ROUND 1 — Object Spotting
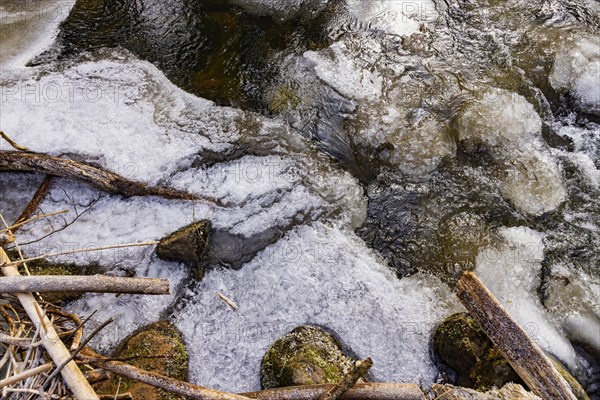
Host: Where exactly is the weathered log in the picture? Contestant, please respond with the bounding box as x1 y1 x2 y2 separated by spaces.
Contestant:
0 151 221 204
0 247 100 400
242 383 425 400
0 275 170 294
0 363 53 388
319 358 373 400
80 349 251 400
456 271 577 400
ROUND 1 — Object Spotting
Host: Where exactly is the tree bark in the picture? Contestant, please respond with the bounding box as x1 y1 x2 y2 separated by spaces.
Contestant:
0 247 100 400
0 275 170 294
242 383 425 400
0 151 221 204
456 271 577 400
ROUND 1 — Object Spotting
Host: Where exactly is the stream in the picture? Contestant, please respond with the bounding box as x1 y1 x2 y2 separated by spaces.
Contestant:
0 0 599 396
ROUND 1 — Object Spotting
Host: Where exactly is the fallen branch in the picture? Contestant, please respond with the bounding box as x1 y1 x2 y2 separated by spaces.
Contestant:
0 275 170 295
242 383 425 400
0 151 222 205
80 350 251 400
0 247 99 400
456 271 577 400
12 175 54 231
0 363 53 388
319 358 372 400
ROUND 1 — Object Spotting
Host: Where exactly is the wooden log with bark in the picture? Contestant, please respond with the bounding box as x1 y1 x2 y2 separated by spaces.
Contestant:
0 275 170 294
0 151 222 205
456 271 577 400
242 383 425 400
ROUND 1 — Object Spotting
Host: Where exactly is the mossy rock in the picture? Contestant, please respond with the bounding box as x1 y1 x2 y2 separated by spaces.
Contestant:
156 221 211 280
260 325 356 389
94 321 188 400
6 249 100 304
434 313 522 390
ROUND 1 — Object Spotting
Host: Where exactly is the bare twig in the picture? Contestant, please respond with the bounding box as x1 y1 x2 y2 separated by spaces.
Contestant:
319 358 373 400
217 292 239 311
0 363 52 388
43 318 114 389
2 241 159 268
1 210 69 234
0 131 30 152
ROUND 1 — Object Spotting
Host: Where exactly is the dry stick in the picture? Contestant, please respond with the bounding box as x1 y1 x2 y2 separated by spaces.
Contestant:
0 248 100 400
12 175 54 231
0 131 30 152
79 349 251 400
0 275 171 295
456 271 577 400
0 332 37 348
42 318 114 391
0 363 53 388
242 383 426 400
1 210 69 234
0 151 223 205
46 308 84 351
3 241 159 268
84 369 111 385
319 358 373 400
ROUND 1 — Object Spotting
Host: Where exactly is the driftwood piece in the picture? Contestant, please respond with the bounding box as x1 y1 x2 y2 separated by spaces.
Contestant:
0 363 53 388
456 271 577 400
0 247 100 400
0 275 170 294
319 358 372 400
85 369 111 385
0 151 221 204
242 383 425 400
80 348 251 400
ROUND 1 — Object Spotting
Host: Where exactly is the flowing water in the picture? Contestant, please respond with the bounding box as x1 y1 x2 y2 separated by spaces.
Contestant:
0 0 599 395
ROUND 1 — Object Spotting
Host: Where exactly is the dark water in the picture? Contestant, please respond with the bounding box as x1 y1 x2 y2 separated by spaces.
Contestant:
34 0 336 109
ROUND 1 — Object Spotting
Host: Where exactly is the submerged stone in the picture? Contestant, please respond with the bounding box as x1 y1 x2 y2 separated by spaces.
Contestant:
260 325 356 389
156 221 210 279
94 321 188 400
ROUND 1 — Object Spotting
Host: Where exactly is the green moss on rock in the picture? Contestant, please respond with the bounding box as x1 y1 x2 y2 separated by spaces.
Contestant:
260 325 355 389
94 321 188 400
156 221 211 280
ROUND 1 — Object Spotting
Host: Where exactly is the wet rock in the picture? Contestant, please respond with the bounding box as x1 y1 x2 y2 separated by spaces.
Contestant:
156 221 210 279
95 321 188 400
433 313 522 390
431 383 541 399
260 325 356 389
